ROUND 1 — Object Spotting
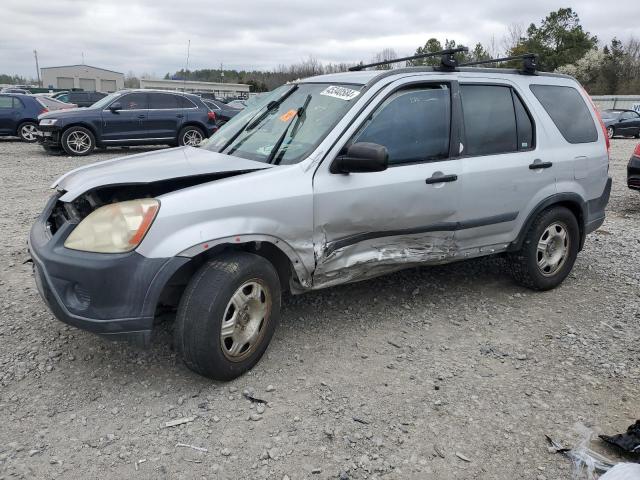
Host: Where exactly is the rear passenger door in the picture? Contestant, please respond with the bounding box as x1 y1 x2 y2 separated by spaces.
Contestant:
618 111 640 136
455 83 554 251
0 96 17 134
146 93 184 140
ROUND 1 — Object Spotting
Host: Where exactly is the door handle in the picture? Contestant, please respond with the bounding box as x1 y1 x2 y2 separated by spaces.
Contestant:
137 114 146 119
176 114 184 118
425 174 458 184
529 160 553 170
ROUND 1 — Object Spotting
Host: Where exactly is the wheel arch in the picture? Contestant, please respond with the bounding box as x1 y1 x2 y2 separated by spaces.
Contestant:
509 194 587 252
62 122 99 139
15 118 39 135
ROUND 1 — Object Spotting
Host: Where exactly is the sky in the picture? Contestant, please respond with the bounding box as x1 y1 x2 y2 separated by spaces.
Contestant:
1 0 639 79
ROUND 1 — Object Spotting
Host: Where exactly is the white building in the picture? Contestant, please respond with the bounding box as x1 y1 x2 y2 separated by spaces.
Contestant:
139 78 250 99
40 65 124 92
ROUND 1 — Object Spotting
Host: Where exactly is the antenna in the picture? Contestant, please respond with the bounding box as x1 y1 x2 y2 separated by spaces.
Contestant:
349 47 469 71
183 39 191 92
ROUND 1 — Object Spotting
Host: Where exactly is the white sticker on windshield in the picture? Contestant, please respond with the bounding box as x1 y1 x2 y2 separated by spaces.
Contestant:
320 86 360 101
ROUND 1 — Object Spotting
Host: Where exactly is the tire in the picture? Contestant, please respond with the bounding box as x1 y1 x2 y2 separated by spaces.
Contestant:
175 252 281 380
61 126 95 156
507 206 580 291
18 122 38 142
634 131 640 139
178 125 205 147
607 126 614 139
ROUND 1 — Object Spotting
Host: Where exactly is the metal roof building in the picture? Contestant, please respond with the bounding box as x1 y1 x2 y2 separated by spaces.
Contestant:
40 65 124 92
139 78 250 99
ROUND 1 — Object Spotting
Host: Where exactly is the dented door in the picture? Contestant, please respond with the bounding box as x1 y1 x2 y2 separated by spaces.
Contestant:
311 82 461 288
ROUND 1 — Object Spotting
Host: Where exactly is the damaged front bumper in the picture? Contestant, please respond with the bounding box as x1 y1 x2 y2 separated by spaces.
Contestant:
28 194 188 343
35 125 62 148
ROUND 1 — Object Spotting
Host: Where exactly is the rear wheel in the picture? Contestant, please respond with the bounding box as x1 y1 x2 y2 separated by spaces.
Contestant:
507 206 580 290
175 252 281 380
607 126 614 139
61 126 95 156
18 122 38 142
178 126 205 147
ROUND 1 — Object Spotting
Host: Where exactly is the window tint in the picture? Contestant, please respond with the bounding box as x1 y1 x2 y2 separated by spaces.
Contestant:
148 93 180 109
57 94 69 103
118 93 148 110
620 111 639 120
460 85 517 156
530 85 597 143
13 97 24 109
0 97 12 109
513 92 534 150
352 85 450 165
178 96 196 108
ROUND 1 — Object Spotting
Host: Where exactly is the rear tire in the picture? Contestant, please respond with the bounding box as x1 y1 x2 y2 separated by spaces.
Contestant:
175 252 281 381
507 206 580 291
178 125 205 147
607 126 614 139
61 126 95 156
18 122 38 142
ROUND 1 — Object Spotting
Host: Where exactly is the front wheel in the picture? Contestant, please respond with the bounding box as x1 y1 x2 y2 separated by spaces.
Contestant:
175 252 281 380
61 126 95 156
507 206 580 291
607 126 614 139
178 126 205 147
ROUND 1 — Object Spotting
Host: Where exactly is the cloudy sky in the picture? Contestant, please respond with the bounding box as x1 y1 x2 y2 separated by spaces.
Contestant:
1 0 639 79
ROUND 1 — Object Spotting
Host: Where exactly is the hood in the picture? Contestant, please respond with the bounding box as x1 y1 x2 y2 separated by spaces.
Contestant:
602 117 618 126
54 146 274 202
40 107 95 119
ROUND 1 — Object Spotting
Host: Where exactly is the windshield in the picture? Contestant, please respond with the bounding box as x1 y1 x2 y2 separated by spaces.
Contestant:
601 110 620 119
204 83 363 165
90 92 120 109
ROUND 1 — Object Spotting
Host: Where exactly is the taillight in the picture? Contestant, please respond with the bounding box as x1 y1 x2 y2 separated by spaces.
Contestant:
40 108 49 115
634 143 640 157
581 87 609 153
207 111 216 122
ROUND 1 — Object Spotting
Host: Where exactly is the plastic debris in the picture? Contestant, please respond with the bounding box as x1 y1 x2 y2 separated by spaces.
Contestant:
600 421 640 454
599 463 640 479
546 433 616 479
164 416 196 428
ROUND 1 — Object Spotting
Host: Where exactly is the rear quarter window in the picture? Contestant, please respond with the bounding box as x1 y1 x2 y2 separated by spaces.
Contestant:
529 84 598 143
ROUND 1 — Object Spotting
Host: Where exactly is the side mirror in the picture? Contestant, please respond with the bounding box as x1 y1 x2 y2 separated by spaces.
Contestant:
109 102 122 112
331 142 389 174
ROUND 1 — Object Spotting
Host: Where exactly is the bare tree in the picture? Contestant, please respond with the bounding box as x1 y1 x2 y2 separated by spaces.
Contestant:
371 48 399 69
502 23 524 55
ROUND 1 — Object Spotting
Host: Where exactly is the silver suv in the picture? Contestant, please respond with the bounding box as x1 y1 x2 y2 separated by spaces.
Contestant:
29 63 612 380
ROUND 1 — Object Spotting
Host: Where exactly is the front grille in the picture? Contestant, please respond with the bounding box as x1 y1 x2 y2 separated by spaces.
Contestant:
47 200 70 236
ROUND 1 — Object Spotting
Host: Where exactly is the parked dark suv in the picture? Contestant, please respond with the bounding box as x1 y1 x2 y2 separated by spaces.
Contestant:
51 91 107 107
37 90 217 155
0 93 47 142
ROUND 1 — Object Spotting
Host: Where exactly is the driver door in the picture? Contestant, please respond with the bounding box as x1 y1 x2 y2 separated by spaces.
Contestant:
101 92 149 141
312 80 462 287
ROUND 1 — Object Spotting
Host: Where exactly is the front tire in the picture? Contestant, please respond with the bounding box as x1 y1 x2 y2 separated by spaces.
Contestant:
508 206 580 291
18 122 39 142
175 252 281 381
178 126 205 147
61 126 95 156
607 126 614 139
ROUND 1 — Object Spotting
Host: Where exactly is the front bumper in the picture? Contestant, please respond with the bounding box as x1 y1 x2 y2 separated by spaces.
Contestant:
628 155 640 191
28 194 188 341
35 125 62 147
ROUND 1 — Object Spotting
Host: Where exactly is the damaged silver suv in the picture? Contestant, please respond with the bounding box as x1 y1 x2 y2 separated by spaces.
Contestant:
29 55 612 380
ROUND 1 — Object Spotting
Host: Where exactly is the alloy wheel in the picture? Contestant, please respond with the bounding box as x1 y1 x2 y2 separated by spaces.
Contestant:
220 280 271 362
607 127 614 139
183 129 203 146
66 131 92 154
536 222 570 276
20 124 38 141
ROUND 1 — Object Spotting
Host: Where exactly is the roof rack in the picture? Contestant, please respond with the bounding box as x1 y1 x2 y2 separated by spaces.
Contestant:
460 53 538 74
349 47 469 72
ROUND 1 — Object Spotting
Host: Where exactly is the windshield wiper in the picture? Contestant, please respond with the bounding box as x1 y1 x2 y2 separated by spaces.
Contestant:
219 84 299 154
266 94 312 165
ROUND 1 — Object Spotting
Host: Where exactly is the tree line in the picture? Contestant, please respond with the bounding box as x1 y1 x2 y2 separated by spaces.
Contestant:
2 8 638 95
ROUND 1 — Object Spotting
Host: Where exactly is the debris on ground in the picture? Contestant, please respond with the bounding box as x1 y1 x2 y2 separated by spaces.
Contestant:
164 416 196 428
599 463 640 479
176 443 208 453
600 421 640 454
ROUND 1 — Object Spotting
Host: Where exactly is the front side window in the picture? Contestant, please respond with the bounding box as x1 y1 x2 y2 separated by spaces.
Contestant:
118 93 148 110
350 85 450 165
205 83 362 165
530 84 597 143
148 93 180 109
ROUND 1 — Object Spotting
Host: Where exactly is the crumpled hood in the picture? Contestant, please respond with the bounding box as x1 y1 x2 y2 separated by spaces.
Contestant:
54 146 274 202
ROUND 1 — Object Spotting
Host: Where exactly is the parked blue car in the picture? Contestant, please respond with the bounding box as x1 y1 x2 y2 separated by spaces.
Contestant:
37 89 218 156
0 93 47 142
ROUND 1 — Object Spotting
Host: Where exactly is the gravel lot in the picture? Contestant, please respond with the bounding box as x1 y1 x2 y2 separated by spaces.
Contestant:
0 138 638 480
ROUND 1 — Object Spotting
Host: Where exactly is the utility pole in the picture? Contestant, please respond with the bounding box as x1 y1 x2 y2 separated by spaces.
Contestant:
220 62 224 83
33 50 41 87
183 39 191 92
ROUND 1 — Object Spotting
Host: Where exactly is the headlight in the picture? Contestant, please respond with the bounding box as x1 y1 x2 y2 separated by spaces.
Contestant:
39 118 58 126
64 199 160 253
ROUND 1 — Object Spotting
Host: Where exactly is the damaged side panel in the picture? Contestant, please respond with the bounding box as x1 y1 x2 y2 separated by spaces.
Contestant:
312 232 457 288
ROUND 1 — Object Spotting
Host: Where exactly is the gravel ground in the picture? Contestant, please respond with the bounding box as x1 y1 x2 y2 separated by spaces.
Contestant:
0 138 638 480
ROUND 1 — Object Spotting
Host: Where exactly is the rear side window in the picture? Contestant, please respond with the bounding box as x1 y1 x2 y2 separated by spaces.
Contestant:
0 97 12 108
178 96 197 108
530 85 597 143
148 93 180 109
353 84 451 165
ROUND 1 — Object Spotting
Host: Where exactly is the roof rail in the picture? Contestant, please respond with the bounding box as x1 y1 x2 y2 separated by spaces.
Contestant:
460 53 538 74
349 47 469 72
